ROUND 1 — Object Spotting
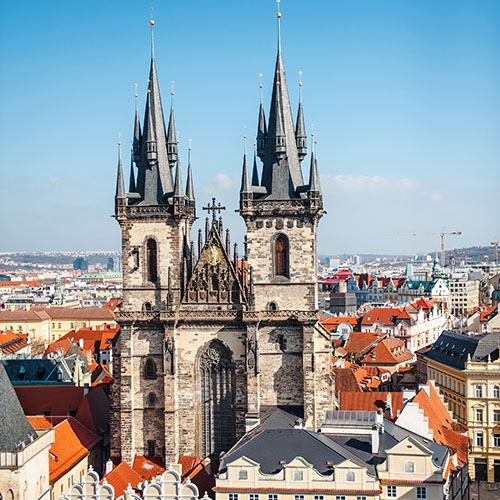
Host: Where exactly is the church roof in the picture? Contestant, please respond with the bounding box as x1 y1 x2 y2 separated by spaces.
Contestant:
0 362 38 452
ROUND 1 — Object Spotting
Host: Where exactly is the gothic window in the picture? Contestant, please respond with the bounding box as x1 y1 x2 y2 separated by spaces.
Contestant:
147 440 155 457
146 238 158 283
146 392 157 406
143 302 152 311
199 340 234 458
274 234 289 278
144 358 157 379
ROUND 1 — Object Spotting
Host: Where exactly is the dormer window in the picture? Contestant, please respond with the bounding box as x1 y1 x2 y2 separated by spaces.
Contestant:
404 461 415 473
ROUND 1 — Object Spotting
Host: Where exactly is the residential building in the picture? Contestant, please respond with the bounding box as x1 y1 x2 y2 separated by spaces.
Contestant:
418 330 500 482
448 277 480 317
0 363 54 500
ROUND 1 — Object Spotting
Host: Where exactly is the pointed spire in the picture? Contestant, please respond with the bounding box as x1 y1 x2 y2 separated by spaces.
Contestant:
167 81 178 166
115 141 125 199
308 134 321 193
173 153 184 198
251 143 260 186
133 83 141 162
144 89 157 164
128 148 136 192
295 71 307 161
256 75 267 160
240 135 251 193
186 140 195 201
259 2 305 198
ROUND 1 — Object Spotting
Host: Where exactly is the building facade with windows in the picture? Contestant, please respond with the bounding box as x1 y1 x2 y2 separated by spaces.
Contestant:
111 8 333 465
418 330 500 482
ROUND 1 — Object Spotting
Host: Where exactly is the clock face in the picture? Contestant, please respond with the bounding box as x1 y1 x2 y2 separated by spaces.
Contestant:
206 245 222 266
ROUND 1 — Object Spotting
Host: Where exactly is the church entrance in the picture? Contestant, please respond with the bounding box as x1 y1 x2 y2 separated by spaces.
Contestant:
199 340 235 459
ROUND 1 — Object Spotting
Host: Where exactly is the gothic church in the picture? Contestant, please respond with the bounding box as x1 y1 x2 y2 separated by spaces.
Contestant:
111 8 333 465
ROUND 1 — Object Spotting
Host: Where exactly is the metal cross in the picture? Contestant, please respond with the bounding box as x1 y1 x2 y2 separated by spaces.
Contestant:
202 198 226 223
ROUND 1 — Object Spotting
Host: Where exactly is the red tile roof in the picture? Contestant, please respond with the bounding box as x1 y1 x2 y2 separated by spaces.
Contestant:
360 337 413 365
0 308 51 321
15 386 84 416
132 455 166 480
48 417 101 483
31 306 115 321
332 367 363 396
339 392 404 420
344 332 382 355
104 461 143 497
0 330 29 354
362 307 412 326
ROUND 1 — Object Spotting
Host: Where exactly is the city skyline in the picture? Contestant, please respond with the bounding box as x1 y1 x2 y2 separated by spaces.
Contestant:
1 0 499 255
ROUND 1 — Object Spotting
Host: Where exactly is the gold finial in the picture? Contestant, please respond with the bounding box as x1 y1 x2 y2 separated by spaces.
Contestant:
188 138 192 151
150 7 154 26
259 73 263 89
276 0 281 18
134 83 138 99
171 80 175 96
298 70 303 87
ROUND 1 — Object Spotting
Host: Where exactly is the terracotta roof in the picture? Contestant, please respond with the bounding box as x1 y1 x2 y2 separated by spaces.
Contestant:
0 281 42 288
344 332 382 355
332 367 363 396
320 316 359 333
360 336 413 365
0 308 51 321
362 307 412 326
31 306 115 321
132 455 166 480
411 382 468 465
15 386 84 416
104 461 143 496
103 298 123 311
180 456 215 499
339 392 404 420
44 338 74 357
49 417 101 483
0 330 29 354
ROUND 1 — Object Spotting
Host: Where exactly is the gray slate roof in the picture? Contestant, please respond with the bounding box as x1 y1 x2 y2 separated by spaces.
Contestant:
0 362 37 451
422 330 500 370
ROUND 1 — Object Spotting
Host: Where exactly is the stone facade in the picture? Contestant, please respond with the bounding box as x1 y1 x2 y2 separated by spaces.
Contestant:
111 14 333 466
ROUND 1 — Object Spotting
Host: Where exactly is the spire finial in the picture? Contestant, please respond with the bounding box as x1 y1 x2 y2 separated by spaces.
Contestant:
134 83 138 109
170 80 175 107
276 0 282 52
150 7 155 59
298 70 303 103
259 73 263 104
243 126 247 155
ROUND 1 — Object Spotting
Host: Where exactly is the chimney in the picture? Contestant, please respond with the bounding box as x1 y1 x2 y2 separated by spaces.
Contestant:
371 425 380 455
105 459 114 475
79 338 84 349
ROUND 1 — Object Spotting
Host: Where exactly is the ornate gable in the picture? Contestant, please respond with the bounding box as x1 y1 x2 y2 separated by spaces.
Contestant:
183 215 247 307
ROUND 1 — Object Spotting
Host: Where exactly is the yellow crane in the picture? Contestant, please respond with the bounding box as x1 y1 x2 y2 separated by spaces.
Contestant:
391 227 462 266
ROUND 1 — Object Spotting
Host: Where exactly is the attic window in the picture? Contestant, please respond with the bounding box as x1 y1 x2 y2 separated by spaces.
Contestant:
238 469 248 480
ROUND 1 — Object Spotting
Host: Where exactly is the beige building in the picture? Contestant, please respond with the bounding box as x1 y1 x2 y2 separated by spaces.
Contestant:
216 409 452 500
0 363 54 500
448 278 480 317
419 330 500 482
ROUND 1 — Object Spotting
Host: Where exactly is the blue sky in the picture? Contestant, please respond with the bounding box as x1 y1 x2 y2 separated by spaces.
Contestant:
1 0 499 256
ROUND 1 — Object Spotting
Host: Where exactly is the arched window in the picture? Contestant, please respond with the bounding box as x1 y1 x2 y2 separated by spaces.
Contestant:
146 238 158 283
274 235 288 277
493 386 500 398
144 358 157 379
146 392 157 406
404 461 415 473
143 302 152 311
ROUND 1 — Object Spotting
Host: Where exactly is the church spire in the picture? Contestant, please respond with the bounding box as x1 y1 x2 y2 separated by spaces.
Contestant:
186 141 195 202
167 82 178 166
240 136 251 193
308 134 321 194
258 2 305 199
251 143 260 186
128 148 136 192
135 17 174 204
295 72 307 161
115 141 125 199
256 77 267 160
133 84 141 162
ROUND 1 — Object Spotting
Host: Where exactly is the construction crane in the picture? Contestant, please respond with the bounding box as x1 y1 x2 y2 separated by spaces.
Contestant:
492 240 500 265
390 227 462 266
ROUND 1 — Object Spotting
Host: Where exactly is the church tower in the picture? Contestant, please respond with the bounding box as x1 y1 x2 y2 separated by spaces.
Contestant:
111 9 332 467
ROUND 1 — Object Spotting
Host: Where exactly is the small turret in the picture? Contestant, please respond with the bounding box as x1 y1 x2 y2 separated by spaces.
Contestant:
256 80 267 160
308 134 321 195
167 84 178 166
132 85 141 162
128 149 136 193
251 144 260 187
240 137 251 194
295 72 307 161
